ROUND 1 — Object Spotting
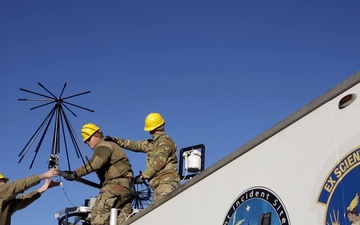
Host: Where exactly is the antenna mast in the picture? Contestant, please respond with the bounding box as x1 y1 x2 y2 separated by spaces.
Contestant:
18 82 94 171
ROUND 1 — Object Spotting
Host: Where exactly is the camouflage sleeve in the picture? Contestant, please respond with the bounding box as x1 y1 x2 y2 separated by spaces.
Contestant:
75 146 112 177
10 190 41 213
1 175 41 201
114 137 150 153
142 139 172 179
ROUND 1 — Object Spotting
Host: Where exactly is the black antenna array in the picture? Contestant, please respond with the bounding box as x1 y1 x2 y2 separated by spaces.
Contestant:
18 83 94 171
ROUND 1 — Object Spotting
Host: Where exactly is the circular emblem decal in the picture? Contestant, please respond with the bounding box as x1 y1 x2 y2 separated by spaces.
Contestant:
223 186 290 225
317 146 360 225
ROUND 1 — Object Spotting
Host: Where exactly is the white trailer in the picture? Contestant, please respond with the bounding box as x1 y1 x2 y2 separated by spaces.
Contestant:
56 71 360 225
120 71 360 225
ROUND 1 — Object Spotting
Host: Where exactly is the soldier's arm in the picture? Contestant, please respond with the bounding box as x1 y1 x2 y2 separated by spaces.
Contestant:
113 138 150 153
142 140 172 179
1 175 41 200
10 190 41 213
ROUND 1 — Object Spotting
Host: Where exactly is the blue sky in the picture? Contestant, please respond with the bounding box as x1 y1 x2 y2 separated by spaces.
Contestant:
0 1 359 224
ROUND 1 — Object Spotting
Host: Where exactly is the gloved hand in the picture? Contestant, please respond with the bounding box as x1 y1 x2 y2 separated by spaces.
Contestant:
104 135 117 143
59 171 77 181
134 175 145 184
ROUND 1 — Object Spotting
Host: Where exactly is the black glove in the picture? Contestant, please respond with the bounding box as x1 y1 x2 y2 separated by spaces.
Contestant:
134 175 145 184
59 171 77 181
104 135 117 143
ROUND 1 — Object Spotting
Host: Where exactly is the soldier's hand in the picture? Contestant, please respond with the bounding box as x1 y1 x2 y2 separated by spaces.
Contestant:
104 135 117 143
134 175 145 184
59 171 77 181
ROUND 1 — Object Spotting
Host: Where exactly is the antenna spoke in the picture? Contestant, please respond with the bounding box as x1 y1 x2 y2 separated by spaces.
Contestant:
59 83 67 99
28 112 55 169
18 107 55 158
51 104 61 155
63 101 95 113
38 82 57 99
62 91 91 101
18 98 53 101
62 110 92 169
29 151 39 169
61 107 91 161
61 102 78 117
60 114 72 170
29 100 57 111
19 88 54 99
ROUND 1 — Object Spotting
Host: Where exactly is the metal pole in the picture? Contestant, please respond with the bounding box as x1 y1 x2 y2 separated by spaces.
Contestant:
110 208 118 225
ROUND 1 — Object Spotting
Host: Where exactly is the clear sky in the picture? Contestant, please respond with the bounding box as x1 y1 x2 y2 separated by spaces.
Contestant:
1 1 359 224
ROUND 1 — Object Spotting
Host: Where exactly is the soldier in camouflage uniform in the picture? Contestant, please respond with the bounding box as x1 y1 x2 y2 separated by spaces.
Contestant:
106 112 180 202
0 169 60 225
61 123 134 225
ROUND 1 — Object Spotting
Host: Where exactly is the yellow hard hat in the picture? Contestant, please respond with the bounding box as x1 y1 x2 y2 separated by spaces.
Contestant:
144 113 165 131
0 172 9 181
81 123 100 142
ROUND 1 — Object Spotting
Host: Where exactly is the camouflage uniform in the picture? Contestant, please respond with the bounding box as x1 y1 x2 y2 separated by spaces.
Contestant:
0 175 42 225
74 140 133 225
113 131 180 202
